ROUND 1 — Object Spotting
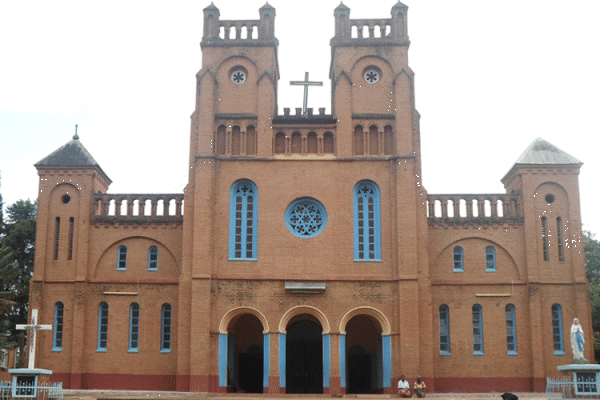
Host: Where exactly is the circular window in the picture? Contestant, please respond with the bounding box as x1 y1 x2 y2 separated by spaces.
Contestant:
61 194 71 204
545 194 555 204
363 67 380 84
285 198 327 238
230 68 247 84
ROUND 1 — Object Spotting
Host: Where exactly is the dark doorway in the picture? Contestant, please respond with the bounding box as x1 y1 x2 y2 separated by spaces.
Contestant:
345 315 382 394
286 317 323 394
228 314 263 393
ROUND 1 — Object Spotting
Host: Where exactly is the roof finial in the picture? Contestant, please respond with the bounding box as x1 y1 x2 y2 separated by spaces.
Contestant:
73 124 79 140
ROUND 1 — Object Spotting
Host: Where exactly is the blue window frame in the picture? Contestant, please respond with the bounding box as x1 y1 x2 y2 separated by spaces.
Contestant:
129 303 140 352
506 304 517 355
148 246 158 271
354 181 381 261
485 246 496 272
453 246 464 272
285 198 327 238
552 303 565 355
161 303 172 353
117 245 127 270
229 180 258 260
472 304 484 355
52 302 64 351
439 304 451 355
97 302 108 352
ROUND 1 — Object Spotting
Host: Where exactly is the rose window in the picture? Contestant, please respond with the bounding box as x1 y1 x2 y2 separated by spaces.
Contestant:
285 198 327 238
363 69 380 84
231 70 246 84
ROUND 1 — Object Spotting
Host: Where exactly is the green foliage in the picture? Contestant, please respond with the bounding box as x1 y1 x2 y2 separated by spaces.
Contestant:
0 199 36 346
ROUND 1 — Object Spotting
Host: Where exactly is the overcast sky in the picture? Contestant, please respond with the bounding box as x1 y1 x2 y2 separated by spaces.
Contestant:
1 0 599 236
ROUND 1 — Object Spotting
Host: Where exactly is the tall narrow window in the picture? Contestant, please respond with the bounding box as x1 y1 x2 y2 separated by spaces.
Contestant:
354 181 382 261
439 304 451 355
383 125 394 155
148 246 158 271
97 302 108 352
542 216 549 261
117 245 127 270
231 125 241 155
506 304 517 355
67 217 74 260
368 125 379 155
453 246 464 272
129 303 139 352
323 132 334 153
485 246 496 272
354 125 364 155
215 124 226 155
472 304 484 355
552 303 565 355
53 217 60 260
229 180 258 260
52 302 64 351
246 125 256 155
274 132 286 154
557 217 564 261
161 303 172 353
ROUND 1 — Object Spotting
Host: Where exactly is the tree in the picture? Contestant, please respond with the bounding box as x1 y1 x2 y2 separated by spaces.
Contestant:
0 200 36 346
584 231 600 361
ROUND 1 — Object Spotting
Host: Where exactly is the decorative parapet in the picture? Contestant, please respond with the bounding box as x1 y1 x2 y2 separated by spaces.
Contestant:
332 2 409 46
92 193 184 224
202 3 276 46
427 194 522 224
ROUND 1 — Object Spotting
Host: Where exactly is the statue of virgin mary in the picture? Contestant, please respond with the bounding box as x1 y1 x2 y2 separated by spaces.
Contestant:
570 318 586 362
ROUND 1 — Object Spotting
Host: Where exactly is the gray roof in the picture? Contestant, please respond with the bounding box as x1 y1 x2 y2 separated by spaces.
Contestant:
35 135 111 182
514 137 582 166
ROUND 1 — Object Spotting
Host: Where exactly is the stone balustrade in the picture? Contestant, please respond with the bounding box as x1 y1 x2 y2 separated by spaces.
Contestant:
350 19 392 39
93 193 184 224
427 194 522 224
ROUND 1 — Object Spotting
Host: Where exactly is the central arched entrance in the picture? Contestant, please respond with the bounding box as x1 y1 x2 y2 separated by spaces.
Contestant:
346 314 383 394
227 314 263 393
286 314 323 394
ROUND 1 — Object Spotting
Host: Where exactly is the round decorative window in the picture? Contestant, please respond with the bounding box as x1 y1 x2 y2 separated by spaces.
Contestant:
61 194 71 204
363 67 380 84
285 198 327 238
230 69 247 84
545 194 555 204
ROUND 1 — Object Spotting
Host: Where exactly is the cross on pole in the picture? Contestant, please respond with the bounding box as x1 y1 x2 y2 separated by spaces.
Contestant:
16 309 52 369
290 72 323 117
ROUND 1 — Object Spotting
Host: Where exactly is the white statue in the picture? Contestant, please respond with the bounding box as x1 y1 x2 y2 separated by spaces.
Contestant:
570 318 586 362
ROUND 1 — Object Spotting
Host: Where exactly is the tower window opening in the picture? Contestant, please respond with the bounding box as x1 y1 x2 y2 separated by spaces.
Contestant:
68 217 74 260
557 217 564 261
53 217 60 260
542 216 549 261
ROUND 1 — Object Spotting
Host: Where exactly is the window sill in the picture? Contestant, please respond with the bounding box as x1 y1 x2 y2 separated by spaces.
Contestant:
554 350 566 356
353 259 382 262
453 270 464 273
128 349 139 353
51 348 62 352
473 351 484 356
440 351 451 356
96 348 107 353
507 351 518 356
485 270 497 273
160 349 171 354
228 258 257 262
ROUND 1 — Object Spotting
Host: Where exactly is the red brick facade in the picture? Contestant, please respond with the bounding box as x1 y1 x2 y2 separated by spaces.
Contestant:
29 2 591 394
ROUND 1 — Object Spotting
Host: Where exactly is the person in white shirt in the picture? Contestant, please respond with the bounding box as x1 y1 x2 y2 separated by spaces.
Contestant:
397 375 410 397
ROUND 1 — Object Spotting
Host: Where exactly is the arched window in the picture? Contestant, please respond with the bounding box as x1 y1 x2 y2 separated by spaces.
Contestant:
229 180 258 260
557 217 564 261
472 304 483 355
383 125 394 155
161 303 172 353
215 124 226 155
542 216 549 261
246 125 256 155
97 302 108 352
354 181 381 261
505 304 517 355
368 125 379 155
129 303 140 352
439 304 451 355
52 302 64 351
354 125 364 155
323 132 334 153
485 246 496 272
148 245 159 271
231 125 241 155
291 132 302 154
552 303 565 355
117 245 127 270
307 132 318 154
53 217 60 260
453 246 464 272
274 132 286 154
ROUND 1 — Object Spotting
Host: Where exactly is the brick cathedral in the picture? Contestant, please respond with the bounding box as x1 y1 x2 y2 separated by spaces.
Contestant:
29 2 591 394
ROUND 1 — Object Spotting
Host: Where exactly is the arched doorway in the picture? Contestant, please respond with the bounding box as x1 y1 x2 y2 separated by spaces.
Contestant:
286 314 323 394
227 314 263 393
345 314 383 394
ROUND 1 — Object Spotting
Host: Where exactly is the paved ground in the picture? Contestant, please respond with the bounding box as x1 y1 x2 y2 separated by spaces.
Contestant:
62 390 551 400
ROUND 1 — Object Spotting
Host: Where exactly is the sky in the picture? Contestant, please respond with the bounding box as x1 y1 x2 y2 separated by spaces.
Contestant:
1 0 599 235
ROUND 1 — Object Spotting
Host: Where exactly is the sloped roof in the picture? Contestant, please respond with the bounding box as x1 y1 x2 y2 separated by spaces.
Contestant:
35 135 111 182
514 137 582 165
